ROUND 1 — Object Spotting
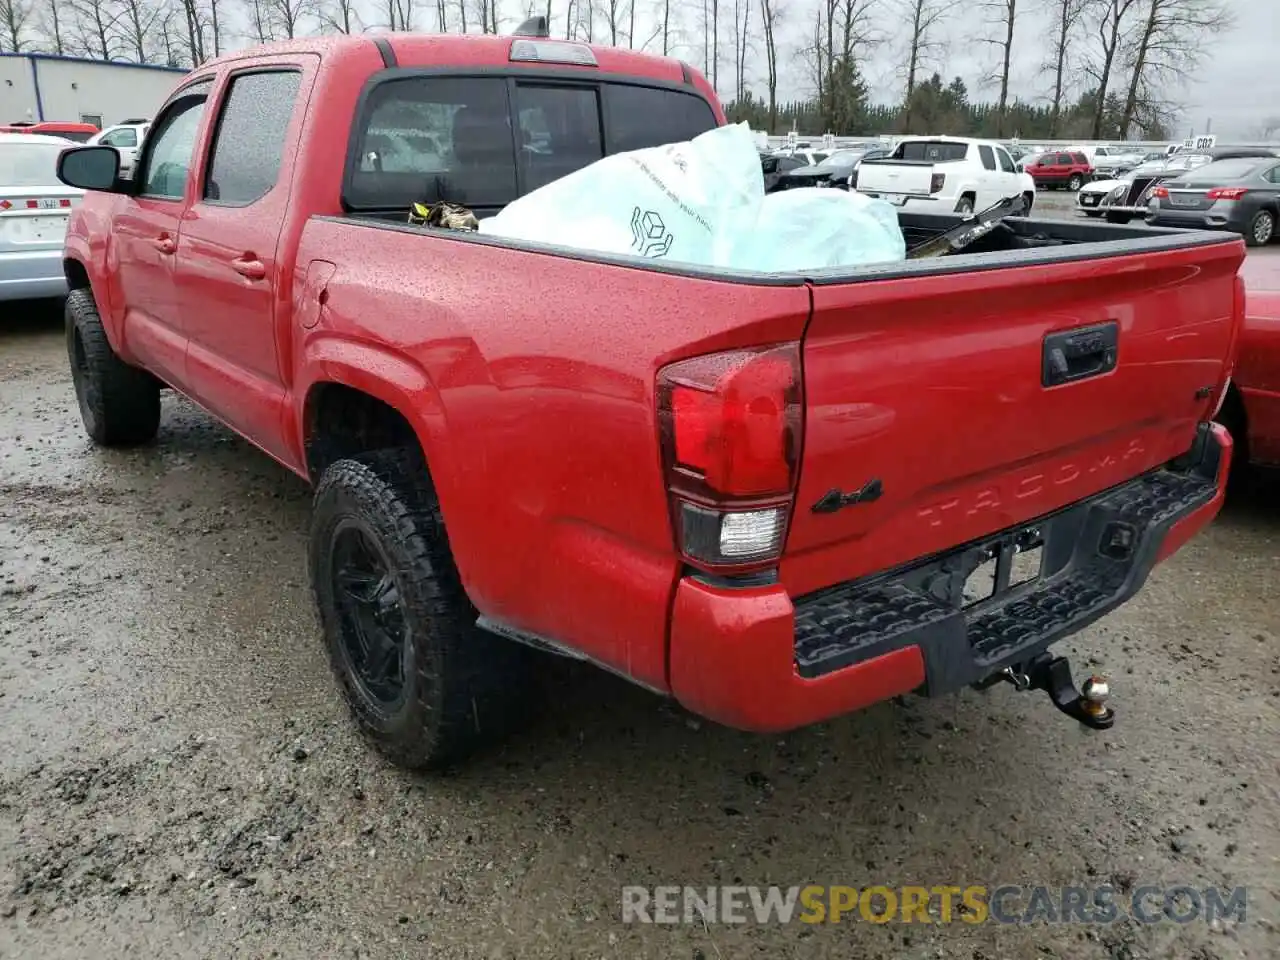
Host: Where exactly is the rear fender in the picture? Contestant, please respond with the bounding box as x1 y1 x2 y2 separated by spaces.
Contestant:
296 335 466 558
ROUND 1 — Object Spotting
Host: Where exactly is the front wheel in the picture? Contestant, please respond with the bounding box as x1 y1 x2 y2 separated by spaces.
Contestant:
310 449 531 770
1067 174 1084 192
1246 209 1276 247
65 288 161 446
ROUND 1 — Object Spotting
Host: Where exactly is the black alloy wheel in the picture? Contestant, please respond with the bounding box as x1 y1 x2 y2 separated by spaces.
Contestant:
328 518 411 713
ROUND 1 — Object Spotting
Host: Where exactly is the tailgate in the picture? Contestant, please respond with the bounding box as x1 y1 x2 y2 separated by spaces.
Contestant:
782 240 1242 597
855 162 935 196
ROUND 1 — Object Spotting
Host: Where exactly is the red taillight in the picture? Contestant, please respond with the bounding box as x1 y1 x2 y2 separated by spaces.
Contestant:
1151 186 1169 199
657 344 803 570
930 172 946 194
1206 187 1248 200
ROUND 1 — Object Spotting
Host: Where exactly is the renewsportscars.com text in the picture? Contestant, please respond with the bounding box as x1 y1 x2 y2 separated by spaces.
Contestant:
621 884 1248 926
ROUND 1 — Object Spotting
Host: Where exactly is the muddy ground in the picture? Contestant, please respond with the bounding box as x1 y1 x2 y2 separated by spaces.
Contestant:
2 234 1279 959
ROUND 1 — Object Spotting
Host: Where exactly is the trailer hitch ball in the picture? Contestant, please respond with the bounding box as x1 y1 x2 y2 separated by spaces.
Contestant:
1020 654 1116 730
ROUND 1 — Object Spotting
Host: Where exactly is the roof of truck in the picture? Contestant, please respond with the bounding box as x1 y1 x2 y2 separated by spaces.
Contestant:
195 32 699 89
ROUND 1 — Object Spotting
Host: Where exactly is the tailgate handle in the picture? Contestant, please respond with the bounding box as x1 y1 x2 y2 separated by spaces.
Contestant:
1042 322 1118 387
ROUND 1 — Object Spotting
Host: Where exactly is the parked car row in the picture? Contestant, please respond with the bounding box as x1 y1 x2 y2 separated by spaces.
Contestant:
1076 146 1280 246
761 136 1035 214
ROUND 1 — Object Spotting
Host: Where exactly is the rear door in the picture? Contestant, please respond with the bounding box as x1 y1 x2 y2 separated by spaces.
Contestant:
994 145 1022 200
782 240 1243 598
174 60 312 464
108 78 214 387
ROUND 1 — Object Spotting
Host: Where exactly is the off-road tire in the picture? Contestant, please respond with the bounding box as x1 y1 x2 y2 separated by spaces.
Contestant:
310 449 530 770
1067 174 1084 191
65 287 161 446
1245 209 1275 247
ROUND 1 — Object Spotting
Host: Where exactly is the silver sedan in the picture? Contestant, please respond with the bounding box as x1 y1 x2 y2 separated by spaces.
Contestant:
0 133 83 302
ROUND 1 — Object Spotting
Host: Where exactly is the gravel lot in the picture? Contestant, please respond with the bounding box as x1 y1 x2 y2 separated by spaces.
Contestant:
2 208 1278 960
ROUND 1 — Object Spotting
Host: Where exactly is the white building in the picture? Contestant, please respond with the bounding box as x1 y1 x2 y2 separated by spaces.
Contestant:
0 53 188 129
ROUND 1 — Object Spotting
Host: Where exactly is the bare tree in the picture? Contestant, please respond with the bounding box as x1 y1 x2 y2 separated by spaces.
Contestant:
244 0 274 40
1117 0 1232 137
320 0 360 32
758 0 780 131
118 0 163 60
701 0 718 90
730 0 749 102
36 0 68 53
1040 0 1086 135
67 0 126 60
0 0 34 51
1084 0 1141 138
268 0 315 35
466 0 497 31
975 0 1018 134
602 0 626 44
895 0 957 130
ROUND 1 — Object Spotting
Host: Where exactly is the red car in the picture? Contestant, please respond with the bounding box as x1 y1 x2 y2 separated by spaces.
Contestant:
1026 151 1094 191
54 31 1237 768
1220 255 1280 467
0 121 99 142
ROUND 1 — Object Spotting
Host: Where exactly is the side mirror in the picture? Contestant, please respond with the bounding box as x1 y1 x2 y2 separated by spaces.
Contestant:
57 145 123 192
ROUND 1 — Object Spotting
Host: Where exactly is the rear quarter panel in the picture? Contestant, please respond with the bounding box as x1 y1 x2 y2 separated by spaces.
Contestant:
1237 257 1280 463
293 219 812 689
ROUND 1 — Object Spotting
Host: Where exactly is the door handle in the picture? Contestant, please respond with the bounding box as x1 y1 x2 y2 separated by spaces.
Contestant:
1042 322 1119 387
230 256 266 281
151 235 176 255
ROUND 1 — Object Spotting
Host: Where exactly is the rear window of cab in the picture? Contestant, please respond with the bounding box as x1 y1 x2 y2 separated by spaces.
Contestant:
343 74 718 212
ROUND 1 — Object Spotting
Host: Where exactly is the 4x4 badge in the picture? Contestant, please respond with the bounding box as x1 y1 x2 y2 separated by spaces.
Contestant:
811 478 884 514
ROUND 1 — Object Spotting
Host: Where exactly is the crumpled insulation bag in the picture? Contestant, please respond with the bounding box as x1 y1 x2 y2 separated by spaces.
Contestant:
477 121 906 272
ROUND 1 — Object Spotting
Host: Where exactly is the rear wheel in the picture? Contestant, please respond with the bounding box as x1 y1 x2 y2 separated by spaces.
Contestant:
1067 174 1084 192
1245 209 1275 247
65 288 161 446
955 194 975 215
310 449 531 770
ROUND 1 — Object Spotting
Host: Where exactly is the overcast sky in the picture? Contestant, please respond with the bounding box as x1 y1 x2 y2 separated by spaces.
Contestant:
374 0 1271 138
30 0 1273 139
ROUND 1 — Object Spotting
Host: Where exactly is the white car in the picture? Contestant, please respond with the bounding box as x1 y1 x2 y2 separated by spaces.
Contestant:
1076 175 1128 217
88 120 150 176
0 134 83 301
853 136 1035 214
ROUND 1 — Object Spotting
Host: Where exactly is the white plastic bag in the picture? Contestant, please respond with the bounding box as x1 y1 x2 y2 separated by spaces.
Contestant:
729 188 906 271
477 121 906 272
480 121 763 267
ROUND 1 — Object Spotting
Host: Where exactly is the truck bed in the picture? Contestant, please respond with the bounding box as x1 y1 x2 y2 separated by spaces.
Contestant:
341 209 1232 284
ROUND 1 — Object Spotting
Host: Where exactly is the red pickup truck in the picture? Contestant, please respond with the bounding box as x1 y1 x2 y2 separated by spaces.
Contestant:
1218 253 1280 469
54 32 1240 769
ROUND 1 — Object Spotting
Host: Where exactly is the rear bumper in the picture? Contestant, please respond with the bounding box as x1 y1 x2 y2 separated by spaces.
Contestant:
0 249 67 302
1145 201 1247 232
668 423 1231 733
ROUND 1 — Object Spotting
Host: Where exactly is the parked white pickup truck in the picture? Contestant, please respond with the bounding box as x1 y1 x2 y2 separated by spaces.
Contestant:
853 136 1035 214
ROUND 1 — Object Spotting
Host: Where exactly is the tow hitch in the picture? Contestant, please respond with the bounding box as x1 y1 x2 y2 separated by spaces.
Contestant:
982 654 1115 729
